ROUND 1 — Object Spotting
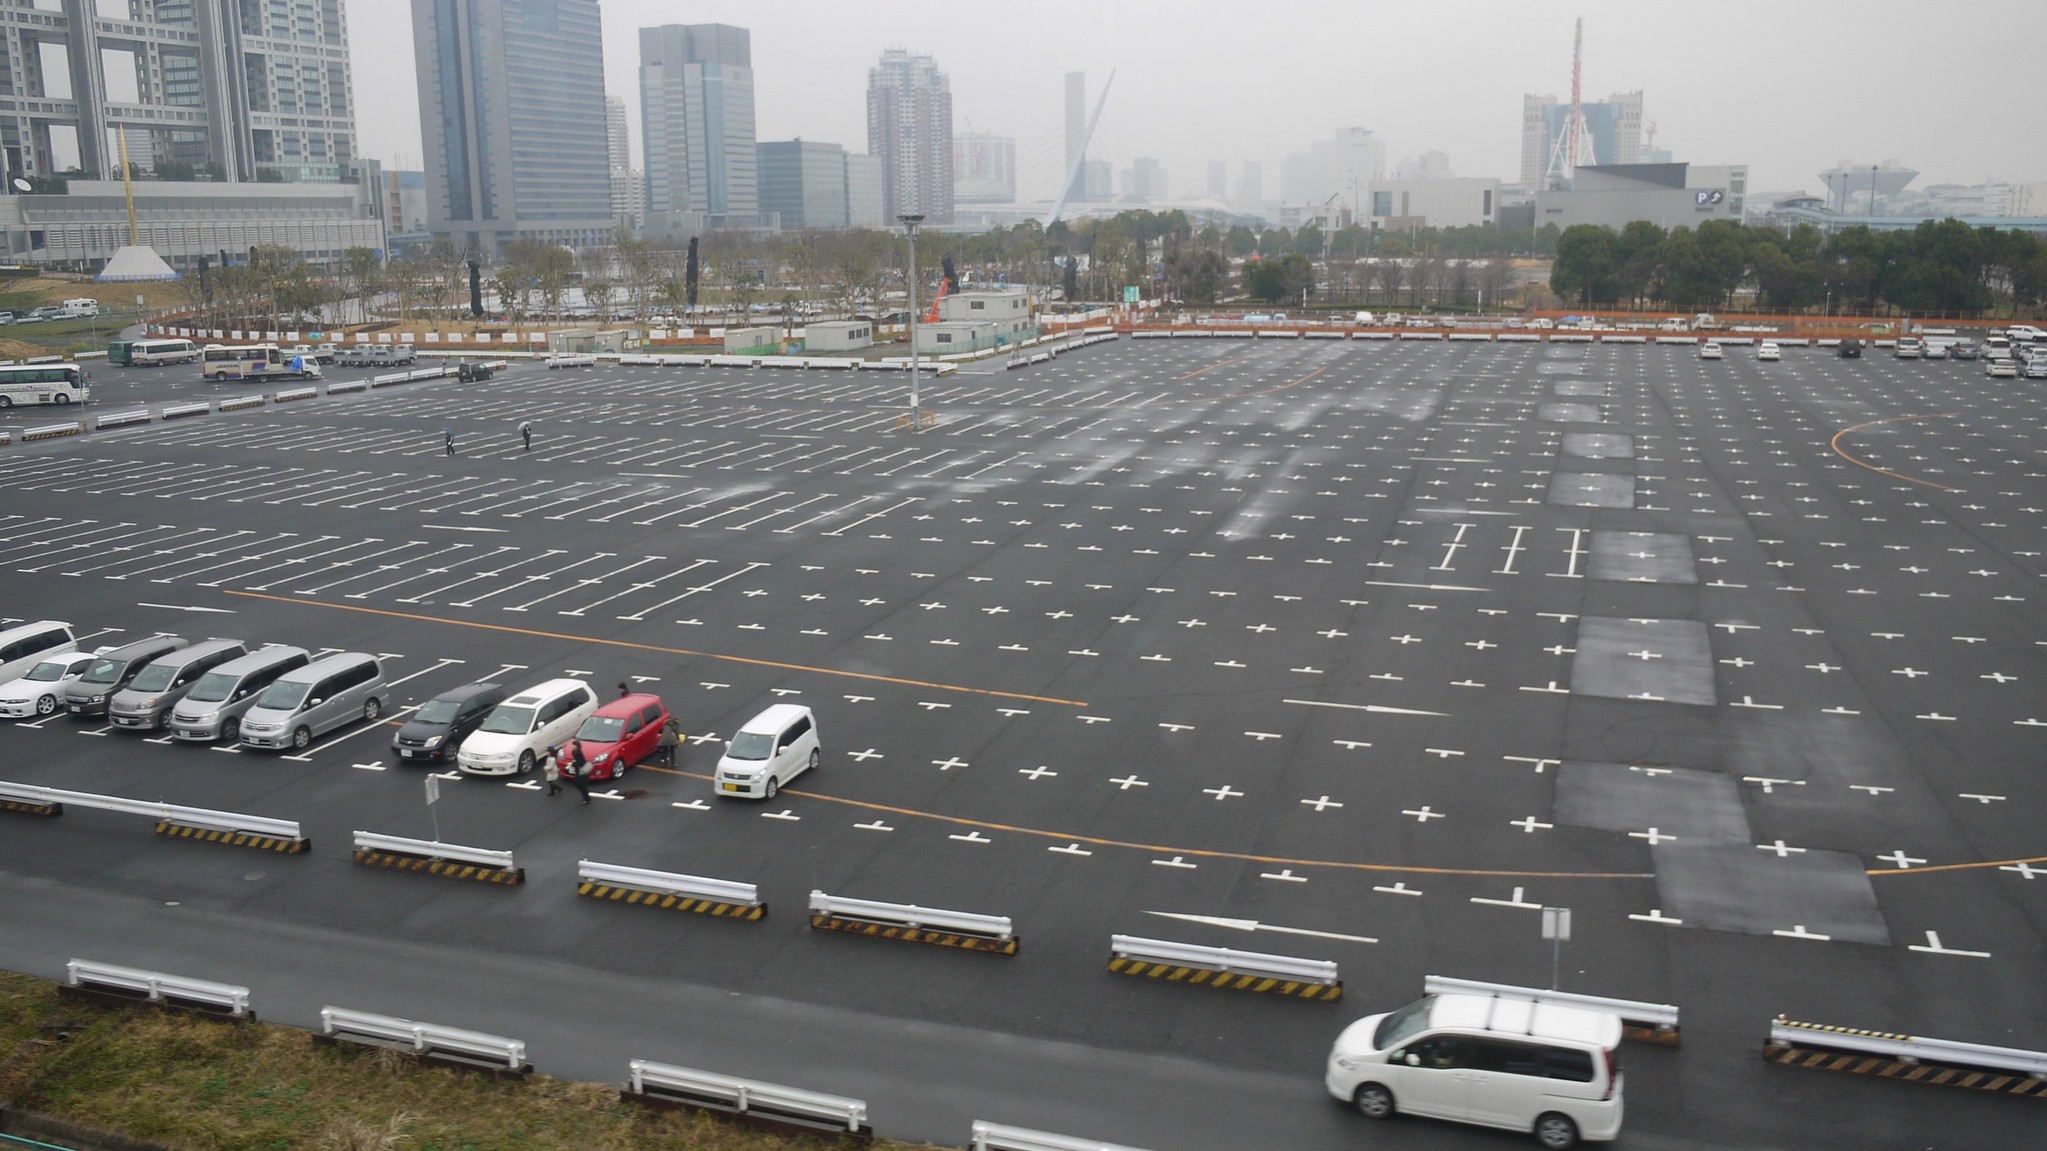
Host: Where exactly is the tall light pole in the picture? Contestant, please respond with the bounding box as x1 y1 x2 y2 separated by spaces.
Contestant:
899 213 925 431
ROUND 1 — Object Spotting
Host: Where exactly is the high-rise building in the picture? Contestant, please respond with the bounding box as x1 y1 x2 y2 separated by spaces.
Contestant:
758 140 849 229
1281 140 1336 203
604 95 641 231
953 132 1015 204
1126 157 1166 202
1237 160 1264 209
0 0 358 184
866 49 952 223
844 153 884 229
1395 151 1454 180
640 24 759 234
411 0 612 254
1207 161 1229 200
1334 127 1384 215
1080 160 1112 202
1521 91 1643 188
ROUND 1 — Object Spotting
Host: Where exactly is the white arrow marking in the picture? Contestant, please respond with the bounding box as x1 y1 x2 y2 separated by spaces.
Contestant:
136 603 237 614
1144 910 1377 944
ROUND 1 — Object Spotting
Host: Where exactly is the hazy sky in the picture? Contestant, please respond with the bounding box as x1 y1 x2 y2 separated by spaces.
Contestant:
352 0 2045 202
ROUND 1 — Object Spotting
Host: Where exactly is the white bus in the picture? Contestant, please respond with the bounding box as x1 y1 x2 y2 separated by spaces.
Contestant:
199 344 322 382
0 362 90 408
113 338 201 367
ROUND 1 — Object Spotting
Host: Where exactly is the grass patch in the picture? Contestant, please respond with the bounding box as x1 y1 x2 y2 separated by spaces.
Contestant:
0 972 911 1151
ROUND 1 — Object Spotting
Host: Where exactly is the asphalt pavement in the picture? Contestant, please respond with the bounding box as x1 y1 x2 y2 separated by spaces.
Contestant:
0 337 2041 1150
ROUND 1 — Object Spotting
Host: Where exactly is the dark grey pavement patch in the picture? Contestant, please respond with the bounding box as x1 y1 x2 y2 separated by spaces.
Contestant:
1546 472 1635 508
1538 402 1603 423
1653 844 1891 945
1571 616 1716 705
1553 760 1751 843
1589 531 1698 584
1561 431 1633 458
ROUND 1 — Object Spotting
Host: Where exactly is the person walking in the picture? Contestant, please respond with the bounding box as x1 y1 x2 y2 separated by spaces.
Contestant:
443 426 456 456
541 744 561 797
616 681 631 700
565 739 592 804
519 420 532 452
657 717 681 768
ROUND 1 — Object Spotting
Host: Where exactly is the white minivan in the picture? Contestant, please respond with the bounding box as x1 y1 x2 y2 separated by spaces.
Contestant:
457 678 598 775
1326 993 1623 1149
715 703 820 799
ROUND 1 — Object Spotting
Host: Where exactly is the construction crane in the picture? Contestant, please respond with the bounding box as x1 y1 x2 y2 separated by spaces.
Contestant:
926 256 959 324
1541 18 1589 189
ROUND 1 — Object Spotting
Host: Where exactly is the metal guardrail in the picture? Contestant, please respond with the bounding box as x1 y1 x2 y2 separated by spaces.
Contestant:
351 830 514 870
1424 975 1679 1042
809 891 1013 940
545 354 598 368
626 1059 870 1135
1111 935 1339 986
20 421 83 441
92 409 151 429
272 386 317 403
0 780 304 843
1769 1017 2047 1079
66 958 252 1018
320 1006 528 1071
326 379 368 394
160 401 210 420
578 860 762 909
971 1121 1157 1151
216 396 264 412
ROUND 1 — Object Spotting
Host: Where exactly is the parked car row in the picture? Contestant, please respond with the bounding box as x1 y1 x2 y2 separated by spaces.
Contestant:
1 619 819 799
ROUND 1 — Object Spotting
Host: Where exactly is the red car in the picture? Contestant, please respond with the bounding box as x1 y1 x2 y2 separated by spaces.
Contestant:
570 693 670 781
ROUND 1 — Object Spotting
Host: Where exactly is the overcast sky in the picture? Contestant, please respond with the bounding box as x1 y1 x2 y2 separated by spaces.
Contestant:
351 0 2045 203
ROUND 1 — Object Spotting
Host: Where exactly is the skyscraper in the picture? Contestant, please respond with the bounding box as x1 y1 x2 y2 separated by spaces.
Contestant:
1334 127 1385 216
953 131 1015 204
411 0 612 254
867 50 952 224
604 95 641 230
639 23 758 233
1237 160 1264 210
1126 157 1166 202
758 140 849 229
1521 91 1643 188
0 0 357 183
1207 161 1229 200
605 96 631 172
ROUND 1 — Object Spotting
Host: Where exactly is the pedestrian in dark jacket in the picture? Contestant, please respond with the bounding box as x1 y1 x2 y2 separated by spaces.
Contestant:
519 420 532 451
542 744 561 797
566 739 592 804
443 426 456 456
657 718 681 768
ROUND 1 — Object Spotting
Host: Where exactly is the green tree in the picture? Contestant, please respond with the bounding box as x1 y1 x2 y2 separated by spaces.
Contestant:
1550 225 1620 306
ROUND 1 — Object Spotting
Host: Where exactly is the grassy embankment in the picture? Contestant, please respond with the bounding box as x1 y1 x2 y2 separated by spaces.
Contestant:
0 972 902 1151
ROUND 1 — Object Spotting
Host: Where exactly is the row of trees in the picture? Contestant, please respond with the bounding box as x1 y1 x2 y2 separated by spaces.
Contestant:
1550 219 2047 315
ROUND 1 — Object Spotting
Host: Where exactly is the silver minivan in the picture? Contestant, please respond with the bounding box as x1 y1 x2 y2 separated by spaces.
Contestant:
238 652 385 752
169 645 312 743
0 619 77 686
107 639 247 731
63 636 188 718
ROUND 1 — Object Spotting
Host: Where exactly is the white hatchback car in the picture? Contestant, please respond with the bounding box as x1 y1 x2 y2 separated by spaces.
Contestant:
0 649 102 718
715 703 820 799
1328 993 1624 1149
457 678 598 775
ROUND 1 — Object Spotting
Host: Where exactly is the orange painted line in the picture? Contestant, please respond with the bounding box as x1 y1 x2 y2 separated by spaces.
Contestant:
658 768 1648 880
220 590 1089 708
1174 352 1257 381
1829 413 1961 491
1867 854 2047 877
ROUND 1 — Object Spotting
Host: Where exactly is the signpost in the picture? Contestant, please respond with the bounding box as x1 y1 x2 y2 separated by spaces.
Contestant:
1542 906 1571 990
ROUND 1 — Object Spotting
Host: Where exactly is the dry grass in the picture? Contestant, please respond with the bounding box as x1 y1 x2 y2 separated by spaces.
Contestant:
0 973 912 1151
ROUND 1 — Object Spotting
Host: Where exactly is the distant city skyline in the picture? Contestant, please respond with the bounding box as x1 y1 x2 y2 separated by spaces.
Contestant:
357 0 2047 207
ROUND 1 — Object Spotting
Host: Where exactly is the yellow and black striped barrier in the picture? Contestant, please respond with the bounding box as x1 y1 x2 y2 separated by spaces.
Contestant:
1766 1018 2047 1099
577 881 766 920
157 821 308 853
352 848 523 885
808 913 1019 955
0 795 61 817
1107 955 1344 1001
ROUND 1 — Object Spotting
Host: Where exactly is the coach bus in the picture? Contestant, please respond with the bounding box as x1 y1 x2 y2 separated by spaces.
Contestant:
199 344 322 382
0 362 90 407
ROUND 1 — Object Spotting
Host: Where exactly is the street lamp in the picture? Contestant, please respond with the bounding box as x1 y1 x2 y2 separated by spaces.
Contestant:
899 213 925 432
